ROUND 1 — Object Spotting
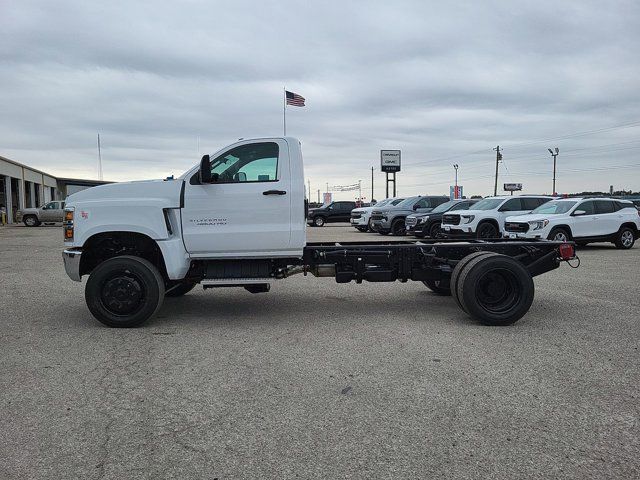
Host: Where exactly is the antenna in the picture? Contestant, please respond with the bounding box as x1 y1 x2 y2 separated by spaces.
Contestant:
97 134 103 181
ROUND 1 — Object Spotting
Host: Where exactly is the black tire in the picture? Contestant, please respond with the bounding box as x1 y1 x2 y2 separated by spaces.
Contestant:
85 255 165 328
391 218 406 236
165 281 197 297
378 230 390 235
368 218 376 232
313 216 326 227
451 251 498 312
457 254 534 326
576 241 588 247
23 215 40 227
422 278 451 296
547 227 571 242
428 222 441 239
476 222 499 239
614 227 636 249
356 226 368 232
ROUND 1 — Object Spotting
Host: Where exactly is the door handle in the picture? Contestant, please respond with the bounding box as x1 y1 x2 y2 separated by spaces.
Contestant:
263 190 287 195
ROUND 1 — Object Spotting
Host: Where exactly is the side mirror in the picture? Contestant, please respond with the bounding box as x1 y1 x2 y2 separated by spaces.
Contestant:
198 155 212 184
573 210 586 216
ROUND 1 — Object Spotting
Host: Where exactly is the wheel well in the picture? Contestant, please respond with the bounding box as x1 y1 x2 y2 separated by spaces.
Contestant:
80 232 168 279
477 219 500 231
620 222 639 233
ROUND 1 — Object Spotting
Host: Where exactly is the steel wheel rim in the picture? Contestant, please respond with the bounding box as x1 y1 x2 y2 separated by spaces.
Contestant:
25 217 35 226
315 217 324 226
475 268 521 315
622 231 633 247
100 270 146 316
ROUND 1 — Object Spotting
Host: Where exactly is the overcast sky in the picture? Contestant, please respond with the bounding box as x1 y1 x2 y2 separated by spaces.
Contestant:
1 0 639 200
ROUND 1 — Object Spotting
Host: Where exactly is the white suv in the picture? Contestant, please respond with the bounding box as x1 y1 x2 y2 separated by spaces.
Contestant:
350 197 404 232
504 198 640 249
441 195 552 239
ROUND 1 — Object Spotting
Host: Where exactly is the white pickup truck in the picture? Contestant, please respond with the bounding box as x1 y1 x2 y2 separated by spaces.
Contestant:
62 137 577 328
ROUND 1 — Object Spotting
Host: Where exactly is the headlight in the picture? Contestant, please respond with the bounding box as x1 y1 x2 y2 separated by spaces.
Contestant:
419 216 429 224
63 207 75 241
529 219 549 230
461 215 475 224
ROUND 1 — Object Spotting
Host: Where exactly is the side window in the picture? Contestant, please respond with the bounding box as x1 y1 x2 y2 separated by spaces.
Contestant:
458 202 472 210
522 198 541 210
43 202 56 210
435 197 449 207
209 142 278 183
595 200 614 214
537 198 551 207
414 198 429 209
576 201 595 215
500 198 523 211
61 202 65 209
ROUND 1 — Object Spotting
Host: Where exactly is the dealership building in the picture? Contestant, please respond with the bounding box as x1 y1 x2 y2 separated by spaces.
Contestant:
0 154 109 224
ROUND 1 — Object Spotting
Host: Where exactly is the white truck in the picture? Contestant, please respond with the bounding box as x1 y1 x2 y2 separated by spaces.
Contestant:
62 137 577 328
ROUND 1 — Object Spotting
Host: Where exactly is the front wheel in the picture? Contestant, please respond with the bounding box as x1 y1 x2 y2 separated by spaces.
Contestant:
23 215 40 227
391 219 406 236
422 278 451 296
548 227 570 242
313 216 325 227
355 226 368 232
615 227 636 249
429 222 442 238
476 222 499 239
85 255 165 328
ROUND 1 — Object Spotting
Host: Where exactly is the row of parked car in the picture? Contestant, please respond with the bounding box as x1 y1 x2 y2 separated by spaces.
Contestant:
306 195 640 250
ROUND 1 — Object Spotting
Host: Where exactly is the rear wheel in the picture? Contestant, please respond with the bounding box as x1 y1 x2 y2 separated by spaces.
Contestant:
422 278 451 296
85 255 165 328
391 219 406 236
457 254 534 326
548 227 570 242
23 215 40 227
313 216 326 227
476 222 499 239
451 251 497 312
615 227 635 249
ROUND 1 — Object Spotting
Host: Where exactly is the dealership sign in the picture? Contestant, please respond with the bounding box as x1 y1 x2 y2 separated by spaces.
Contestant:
450 185 463 200
503 183 523 192
381 150 401 172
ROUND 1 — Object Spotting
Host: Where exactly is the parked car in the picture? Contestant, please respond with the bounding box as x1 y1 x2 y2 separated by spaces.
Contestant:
350 197 405 232
307 201 357 227
406 199 479 238
441 195 552 239
17 201 66 226
371 195 450 235
504 197 640 249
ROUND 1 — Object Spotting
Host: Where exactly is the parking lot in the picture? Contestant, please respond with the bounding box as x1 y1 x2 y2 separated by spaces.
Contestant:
1 224 638 479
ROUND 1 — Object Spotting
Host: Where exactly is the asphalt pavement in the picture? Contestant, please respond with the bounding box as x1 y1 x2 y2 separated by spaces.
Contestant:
0 224 638 479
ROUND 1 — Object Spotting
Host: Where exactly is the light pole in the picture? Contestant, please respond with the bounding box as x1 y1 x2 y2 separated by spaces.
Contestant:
453 164 459 198
548 148 559 195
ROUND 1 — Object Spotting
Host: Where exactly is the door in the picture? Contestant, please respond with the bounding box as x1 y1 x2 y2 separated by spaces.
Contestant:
181 140 292 256
593 200 619 235
335 202 354 221
413 197 432 213
497 198 527 225
571 200 597 237
40 201 58 221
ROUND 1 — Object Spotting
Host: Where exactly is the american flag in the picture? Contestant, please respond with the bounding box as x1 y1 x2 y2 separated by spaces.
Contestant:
286 90 305 107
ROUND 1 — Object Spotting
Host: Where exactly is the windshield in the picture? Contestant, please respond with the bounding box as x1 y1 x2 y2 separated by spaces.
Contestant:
431 200 460 214
396 197 419 208
531 200 577 215
470 198 504 210
374 199 392 208
391 198 405 205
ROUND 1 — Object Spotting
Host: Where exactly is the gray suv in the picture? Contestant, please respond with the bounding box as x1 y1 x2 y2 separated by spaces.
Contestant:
370 195 450 235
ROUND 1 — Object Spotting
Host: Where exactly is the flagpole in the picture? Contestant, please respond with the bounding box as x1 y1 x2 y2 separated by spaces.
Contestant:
283 87 286 136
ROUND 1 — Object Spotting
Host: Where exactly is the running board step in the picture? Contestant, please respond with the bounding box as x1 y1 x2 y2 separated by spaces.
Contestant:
201 277 273 286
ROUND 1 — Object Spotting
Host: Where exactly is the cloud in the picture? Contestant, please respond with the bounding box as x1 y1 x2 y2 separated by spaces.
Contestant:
1 0 639 197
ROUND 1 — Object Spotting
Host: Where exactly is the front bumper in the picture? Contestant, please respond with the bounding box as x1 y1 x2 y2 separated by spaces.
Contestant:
350 216 368 226
62 249 82 282
440 226 477 239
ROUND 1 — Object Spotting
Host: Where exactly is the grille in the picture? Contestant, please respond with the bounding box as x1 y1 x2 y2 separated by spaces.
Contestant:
505 222 529 233
442 214 461 225
370 211 383 221
405 217 417 227
351 213 362 220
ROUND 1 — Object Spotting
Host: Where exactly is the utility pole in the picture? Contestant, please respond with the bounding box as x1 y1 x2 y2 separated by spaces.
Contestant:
358 179 362 206
307 179 311 200
493 146 502 196
317 189 320 204
371 166 374 204
548 147 559 195
97 133 103 181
